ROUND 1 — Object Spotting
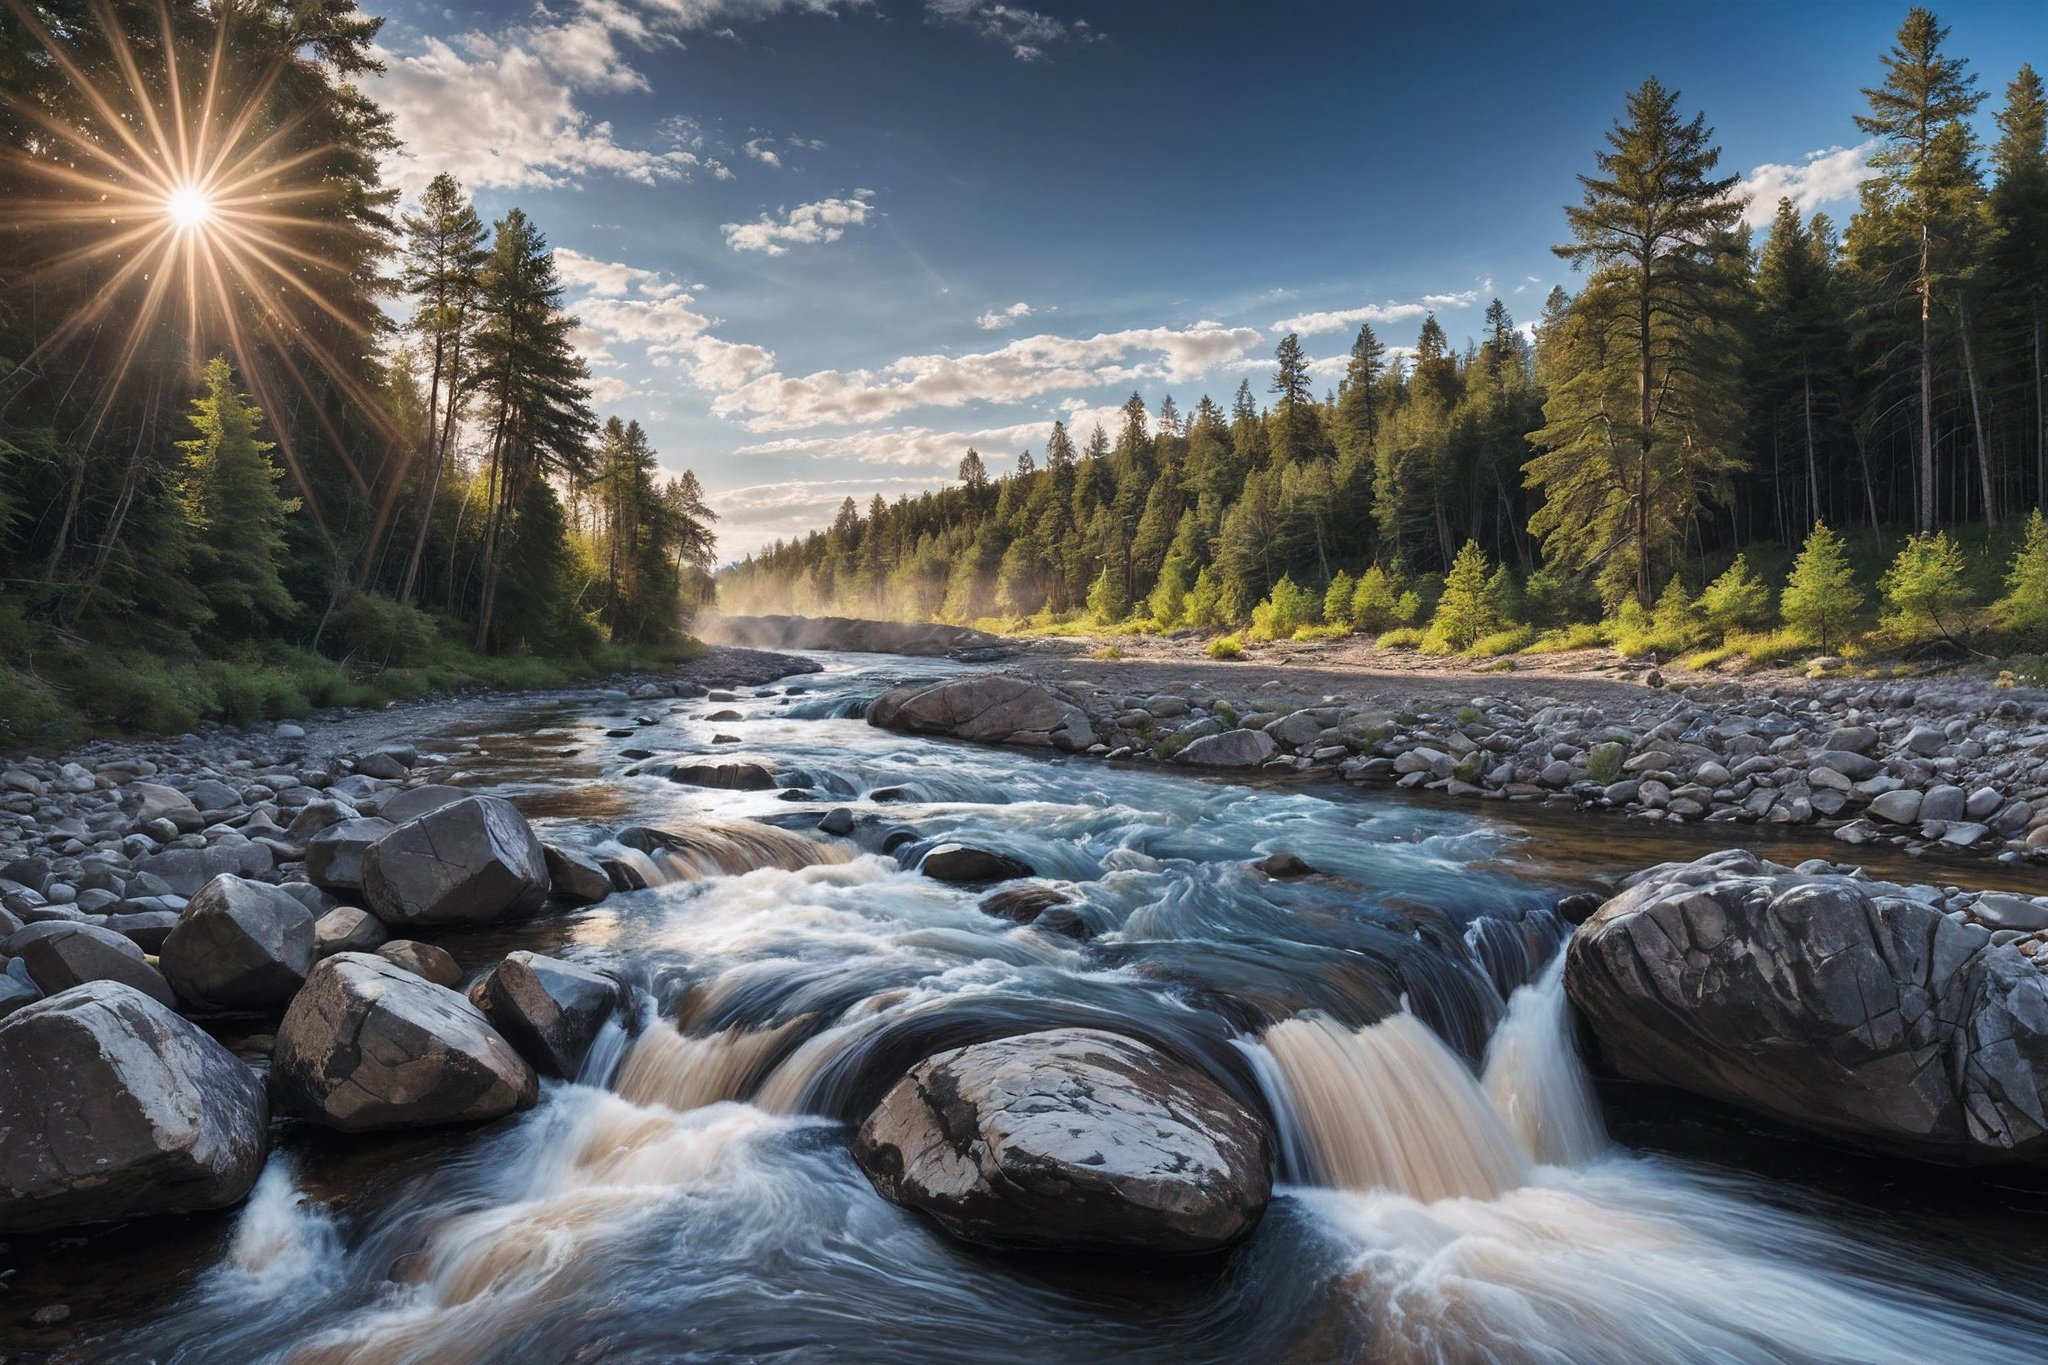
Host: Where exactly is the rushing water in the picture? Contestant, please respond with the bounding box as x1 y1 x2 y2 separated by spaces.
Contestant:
21 653 2048 1363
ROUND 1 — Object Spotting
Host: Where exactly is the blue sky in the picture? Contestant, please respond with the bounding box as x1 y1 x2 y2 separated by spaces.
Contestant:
364 0 2046 557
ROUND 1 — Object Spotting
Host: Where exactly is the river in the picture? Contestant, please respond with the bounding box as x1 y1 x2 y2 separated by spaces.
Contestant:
20 652 2048 1363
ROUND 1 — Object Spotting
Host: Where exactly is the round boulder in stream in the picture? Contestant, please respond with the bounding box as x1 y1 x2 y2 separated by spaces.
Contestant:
0 982 269 1231
468 951 622 1079
271 952 538 1132
360 795 550 927
158 875 315 1011
853 1027 1271 1255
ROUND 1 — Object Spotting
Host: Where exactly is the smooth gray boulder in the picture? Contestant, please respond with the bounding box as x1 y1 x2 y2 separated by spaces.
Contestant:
134 844 273 897
0 982 268 1230
468 951 621 1079
4 921 175 1006
376 784 472 826
271 952 537 1132
853 1028 1271 1254
305 817 395 895
314 907 388 957
867 677 1096 752
1869 789 1924 824
158 875 315 1012
1176 729 1280 768
359 796 549 927
1566 850 2048 1165
637 757 779 791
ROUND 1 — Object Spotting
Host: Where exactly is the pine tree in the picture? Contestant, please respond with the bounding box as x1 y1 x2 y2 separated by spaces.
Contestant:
1424 540 1498 652
1780 522 1864 649
1323 569 1358 628
1987 65 2048 509
1532 78 1745 606
1995 508 2048 640
1270 333 1318 464
1878 530 1971 643
177 357 297 633
1699 553 1771 636
1754 199 1851 533
1853 7 1983 530
395 172 487 605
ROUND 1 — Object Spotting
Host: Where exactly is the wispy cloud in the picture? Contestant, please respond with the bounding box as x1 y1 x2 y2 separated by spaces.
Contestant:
722 190 879 254
1735 142 1879 228
1275 289 1481 337
975 301 1034 330
924 0 1104 62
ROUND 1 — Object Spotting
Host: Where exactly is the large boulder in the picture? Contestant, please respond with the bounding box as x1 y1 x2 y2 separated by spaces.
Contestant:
158 875 315 1012
359 796 549 927
271 952 537 1132
1175 730 1280 768
305 817 395 895
1566 850 2048 1165
853 1028 1271 1254
867 677 1095 752
3 921 175 1007
0 982 268 1231
468 951 622 1079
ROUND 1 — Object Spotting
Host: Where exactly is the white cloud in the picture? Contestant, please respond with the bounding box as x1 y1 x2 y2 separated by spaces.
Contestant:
714 475 957 555
554 248 680 298
710 322 1263 431
732 401 1126 467
975 301 1034 330
743 138 782 167
1275 288 1481 337
1735 142 1879 228
588 375 637 404
722 191 878 254
372 2 855 193
924 0 1103 61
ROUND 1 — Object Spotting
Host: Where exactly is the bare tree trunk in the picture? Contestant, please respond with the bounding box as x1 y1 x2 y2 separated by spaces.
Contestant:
1918 228 1936 533
1802 372 1820 530
1956 303 1996 525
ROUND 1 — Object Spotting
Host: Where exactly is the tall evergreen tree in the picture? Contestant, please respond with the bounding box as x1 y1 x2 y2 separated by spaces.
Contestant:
1532 77 1745 605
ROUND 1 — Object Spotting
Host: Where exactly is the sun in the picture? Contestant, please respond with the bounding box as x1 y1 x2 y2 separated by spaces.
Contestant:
165 184 213 232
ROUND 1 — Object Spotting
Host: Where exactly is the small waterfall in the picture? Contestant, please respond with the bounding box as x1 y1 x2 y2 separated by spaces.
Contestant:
224 1159 342 1292
605 822 852 886
574 1014 634 1090
611 1019 807 1111
1248 1012 1530 1201
1481 957 1607 1167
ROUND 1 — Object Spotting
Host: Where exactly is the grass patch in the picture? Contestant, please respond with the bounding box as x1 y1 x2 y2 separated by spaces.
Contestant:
1206 633 1246 660
1470 624 1538 657
1290 622 1351 642
1375 626 1427 650
1524 622 1607 654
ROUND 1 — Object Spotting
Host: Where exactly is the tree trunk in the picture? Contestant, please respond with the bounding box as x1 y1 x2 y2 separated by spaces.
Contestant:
2035 304 2045 511
1802 371 1819 530
1918 228 1936 533
1956 303 1996 525
1637 262 1654 608
400 325 463 606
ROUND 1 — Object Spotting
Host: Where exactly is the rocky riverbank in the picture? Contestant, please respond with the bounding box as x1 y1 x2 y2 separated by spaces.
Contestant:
870 661 2048 866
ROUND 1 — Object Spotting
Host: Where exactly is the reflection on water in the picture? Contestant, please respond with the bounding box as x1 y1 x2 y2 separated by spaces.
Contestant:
29 651 2048 1363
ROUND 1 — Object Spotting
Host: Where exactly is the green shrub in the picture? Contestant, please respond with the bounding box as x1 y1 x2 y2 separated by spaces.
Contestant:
1207 633 1245 660
1650 575 1706 651
1522 568 1598 628
1292 622 1351 642
1350 565 1412 632
1878 530 1972 645
1185 567 1224 628
1423 541 1502 653
1995 509 2048 644
1375 626 1428 649
1248 574 1320 641
1781 522 1863 650
1525 622 1606 653
1322 570 1357 629
1699 554 1772 638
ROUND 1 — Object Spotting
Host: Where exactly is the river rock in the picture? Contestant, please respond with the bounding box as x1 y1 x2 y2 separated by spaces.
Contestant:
920 844 1034 885
467 951 621 1079
853 1028 1271 1254
1176 729 1280 768
375 784 472 826
305 817 395 895
376 939 463 987
1869 789 1923 824
0 982 268 1231
1566 850 2048 1165
706 614 1001 658
542 843 613 904
314 907 387 956
867 677 1096 752
133 843 273 898
158 875 315 1012
359 796 549 927
4 921 175 1006
271 952 537 1132
641 758 779 791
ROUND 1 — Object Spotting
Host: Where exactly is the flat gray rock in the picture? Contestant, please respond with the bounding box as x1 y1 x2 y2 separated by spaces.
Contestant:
867 677 1096 752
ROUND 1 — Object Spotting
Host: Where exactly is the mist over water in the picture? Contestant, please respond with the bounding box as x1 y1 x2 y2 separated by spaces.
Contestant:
88 654 2048 1362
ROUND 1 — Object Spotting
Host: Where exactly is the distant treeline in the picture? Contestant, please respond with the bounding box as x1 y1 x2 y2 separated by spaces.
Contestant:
721 10 2046 640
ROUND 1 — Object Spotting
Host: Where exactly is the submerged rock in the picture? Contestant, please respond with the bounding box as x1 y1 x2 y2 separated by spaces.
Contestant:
271 952 536 1132
360 796 549 927
920 843 1033 885
1566 850 2048 1165
853 1027 1271 1254
867 676 1096 752
0 982 268 1231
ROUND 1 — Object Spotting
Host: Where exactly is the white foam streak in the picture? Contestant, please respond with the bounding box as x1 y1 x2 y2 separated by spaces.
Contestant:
1480 958 1608 1167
